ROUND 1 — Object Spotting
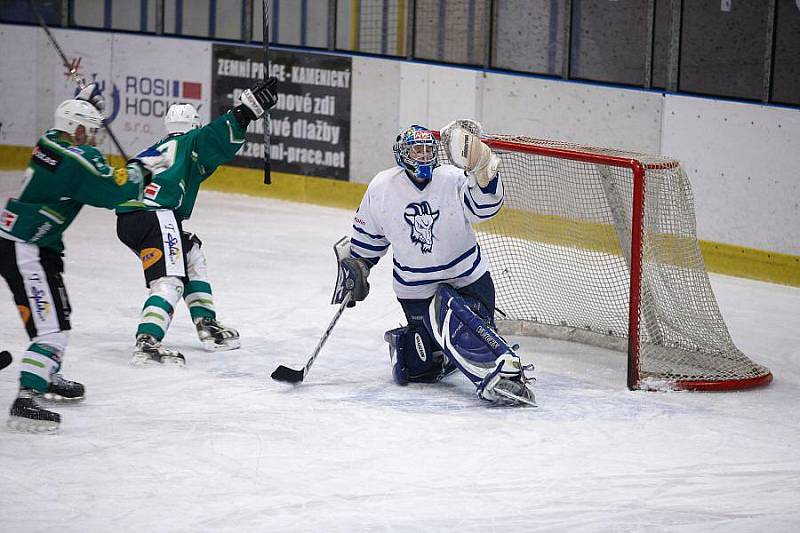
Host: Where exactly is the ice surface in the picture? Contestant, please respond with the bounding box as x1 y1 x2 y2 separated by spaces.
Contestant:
0 173 798 532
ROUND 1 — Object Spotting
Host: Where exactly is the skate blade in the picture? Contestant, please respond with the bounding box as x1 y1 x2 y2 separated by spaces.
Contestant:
201 338 241 352
130 353 186 367
41 393 85 403
493 387 538 407
7 416 59 433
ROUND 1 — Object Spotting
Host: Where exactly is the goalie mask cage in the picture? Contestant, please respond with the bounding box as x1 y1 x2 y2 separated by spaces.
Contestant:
438 133 772 391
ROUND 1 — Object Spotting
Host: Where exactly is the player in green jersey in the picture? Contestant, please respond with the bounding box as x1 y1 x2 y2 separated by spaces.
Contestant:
0 86 163 432
116 78 278 365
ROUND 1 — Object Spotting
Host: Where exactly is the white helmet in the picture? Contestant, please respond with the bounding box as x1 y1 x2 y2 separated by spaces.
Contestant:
54 99 104 141
164 104 201 134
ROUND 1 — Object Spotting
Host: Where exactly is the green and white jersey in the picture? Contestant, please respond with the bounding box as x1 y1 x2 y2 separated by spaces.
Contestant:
0 130 146 252
116 111 246 220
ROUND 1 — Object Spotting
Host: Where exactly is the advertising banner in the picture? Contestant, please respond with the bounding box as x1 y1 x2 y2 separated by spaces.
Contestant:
105 34 212 155
212 43 352 181
0 29 212 156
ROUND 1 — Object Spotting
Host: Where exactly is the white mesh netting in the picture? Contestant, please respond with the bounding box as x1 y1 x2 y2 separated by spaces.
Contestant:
443 134 771 390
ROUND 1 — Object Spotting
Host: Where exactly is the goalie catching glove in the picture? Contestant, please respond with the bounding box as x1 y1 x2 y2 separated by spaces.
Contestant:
331 236 370 307
441 119 500 188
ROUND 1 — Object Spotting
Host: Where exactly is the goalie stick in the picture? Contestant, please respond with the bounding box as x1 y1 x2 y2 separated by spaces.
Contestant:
0 351 12 371
28 0 129 160
271 292 352 383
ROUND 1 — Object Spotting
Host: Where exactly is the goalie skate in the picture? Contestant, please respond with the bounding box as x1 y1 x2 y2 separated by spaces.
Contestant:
195 317 240 351
42 373 85 402
477 354 537 407
7 389 60 433
491 378 537 407
131 334 186 366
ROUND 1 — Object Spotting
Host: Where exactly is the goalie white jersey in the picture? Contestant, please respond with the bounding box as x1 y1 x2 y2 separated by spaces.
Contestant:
350 164 504 299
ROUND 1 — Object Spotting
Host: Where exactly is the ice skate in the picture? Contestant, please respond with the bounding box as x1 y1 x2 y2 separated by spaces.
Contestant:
42 373 85 402
477 353 537 407
131 334 186 366
195 317 240 351
7 389 60 432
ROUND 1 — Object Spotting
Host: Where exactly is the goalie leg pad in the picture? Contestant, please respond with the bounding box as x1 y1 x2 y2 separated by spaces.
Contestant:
426 285 536 405
384 326 454 385
425 284 513 384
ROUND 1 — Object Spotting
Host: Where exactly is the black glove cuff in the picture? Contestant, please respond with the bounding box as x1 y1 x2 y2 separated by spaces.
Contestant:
232 105 256 130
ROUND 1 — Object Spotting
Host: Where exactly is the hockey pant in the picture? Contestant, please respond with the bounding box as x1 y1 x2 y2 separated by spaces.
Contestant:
116 210 217 341
0 238 71 392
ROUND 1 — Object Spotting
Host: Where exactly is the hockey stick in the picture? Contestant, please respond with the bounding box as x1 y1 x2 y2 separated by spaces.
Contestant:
0 351 12 371
262 0 272 185
271 292 352 383
28 0 129 160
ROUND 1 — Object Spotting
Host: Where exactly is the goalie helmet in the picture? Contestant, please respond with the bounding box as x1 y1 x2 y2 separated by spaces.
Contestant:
164 103 201 134
53 99 105 145
393 125 439 182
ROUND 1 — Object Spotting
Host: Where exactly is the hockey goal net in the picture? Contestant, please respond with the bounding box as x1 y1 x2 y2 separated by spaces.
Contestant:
440 133 772 391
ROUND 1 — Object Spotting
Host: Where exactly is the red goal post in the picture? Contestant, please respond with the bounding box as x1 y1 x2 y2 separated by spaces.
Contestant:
434 131 773 392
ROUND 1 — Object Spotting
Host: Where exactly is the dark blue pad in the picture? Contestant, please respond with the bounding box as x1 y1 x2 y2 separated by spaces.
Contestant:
384 325 452 385
426 284 511 384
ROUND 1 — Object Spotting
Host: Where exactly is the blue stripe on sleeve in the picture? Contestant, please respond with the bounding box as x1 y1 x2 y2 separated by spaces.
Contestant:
352 225 385 240
351 250 380 267
351 238 390 252
467 184 504 210
463 193 504 219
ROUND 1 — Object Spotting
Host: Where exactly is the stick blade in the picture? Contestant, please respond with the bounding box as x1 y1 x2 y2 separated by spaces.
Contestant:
0 350 12 371
271 364 305 383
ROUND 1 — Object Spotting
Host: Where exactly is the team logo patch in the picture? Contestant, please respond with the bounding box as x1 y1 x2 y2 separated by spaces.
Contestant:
144 183 161 200
17 304 31 324
164 232 181 267
140 247 163 270
27 275 52 321
1 208 18 231
414 332 427 362
404 201 440 254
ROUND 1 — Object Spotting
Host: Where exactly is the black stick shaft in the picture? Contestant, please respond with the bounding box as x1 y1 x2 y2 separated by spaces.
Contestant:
302 292 352 376
28 0 129 161
262 0 272 185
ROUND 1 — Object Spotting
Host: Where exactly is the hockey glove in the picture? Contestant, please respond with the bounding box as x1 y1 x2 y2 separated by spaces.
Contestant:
75 83 105 113
238 77 279 121
128 147 169 185
334 257 370 307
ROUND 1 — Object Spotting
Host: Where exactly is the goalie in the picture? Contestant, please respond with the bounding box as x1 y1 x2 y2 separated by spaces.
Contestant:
333 121 535 406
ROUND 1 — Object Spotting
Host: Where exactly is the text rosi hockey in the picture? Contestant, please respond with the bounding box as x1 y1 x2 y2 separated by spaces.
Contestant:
217 59 351 89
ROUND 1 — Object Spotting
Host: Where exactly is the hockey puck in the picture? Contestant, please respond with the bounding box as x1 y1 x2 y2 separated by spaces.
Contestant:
0 351 12 371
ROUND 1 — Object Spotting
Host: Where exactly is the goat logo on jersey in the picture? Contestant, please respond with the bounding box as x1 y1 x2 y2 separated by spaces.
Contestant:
404 201 440 254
